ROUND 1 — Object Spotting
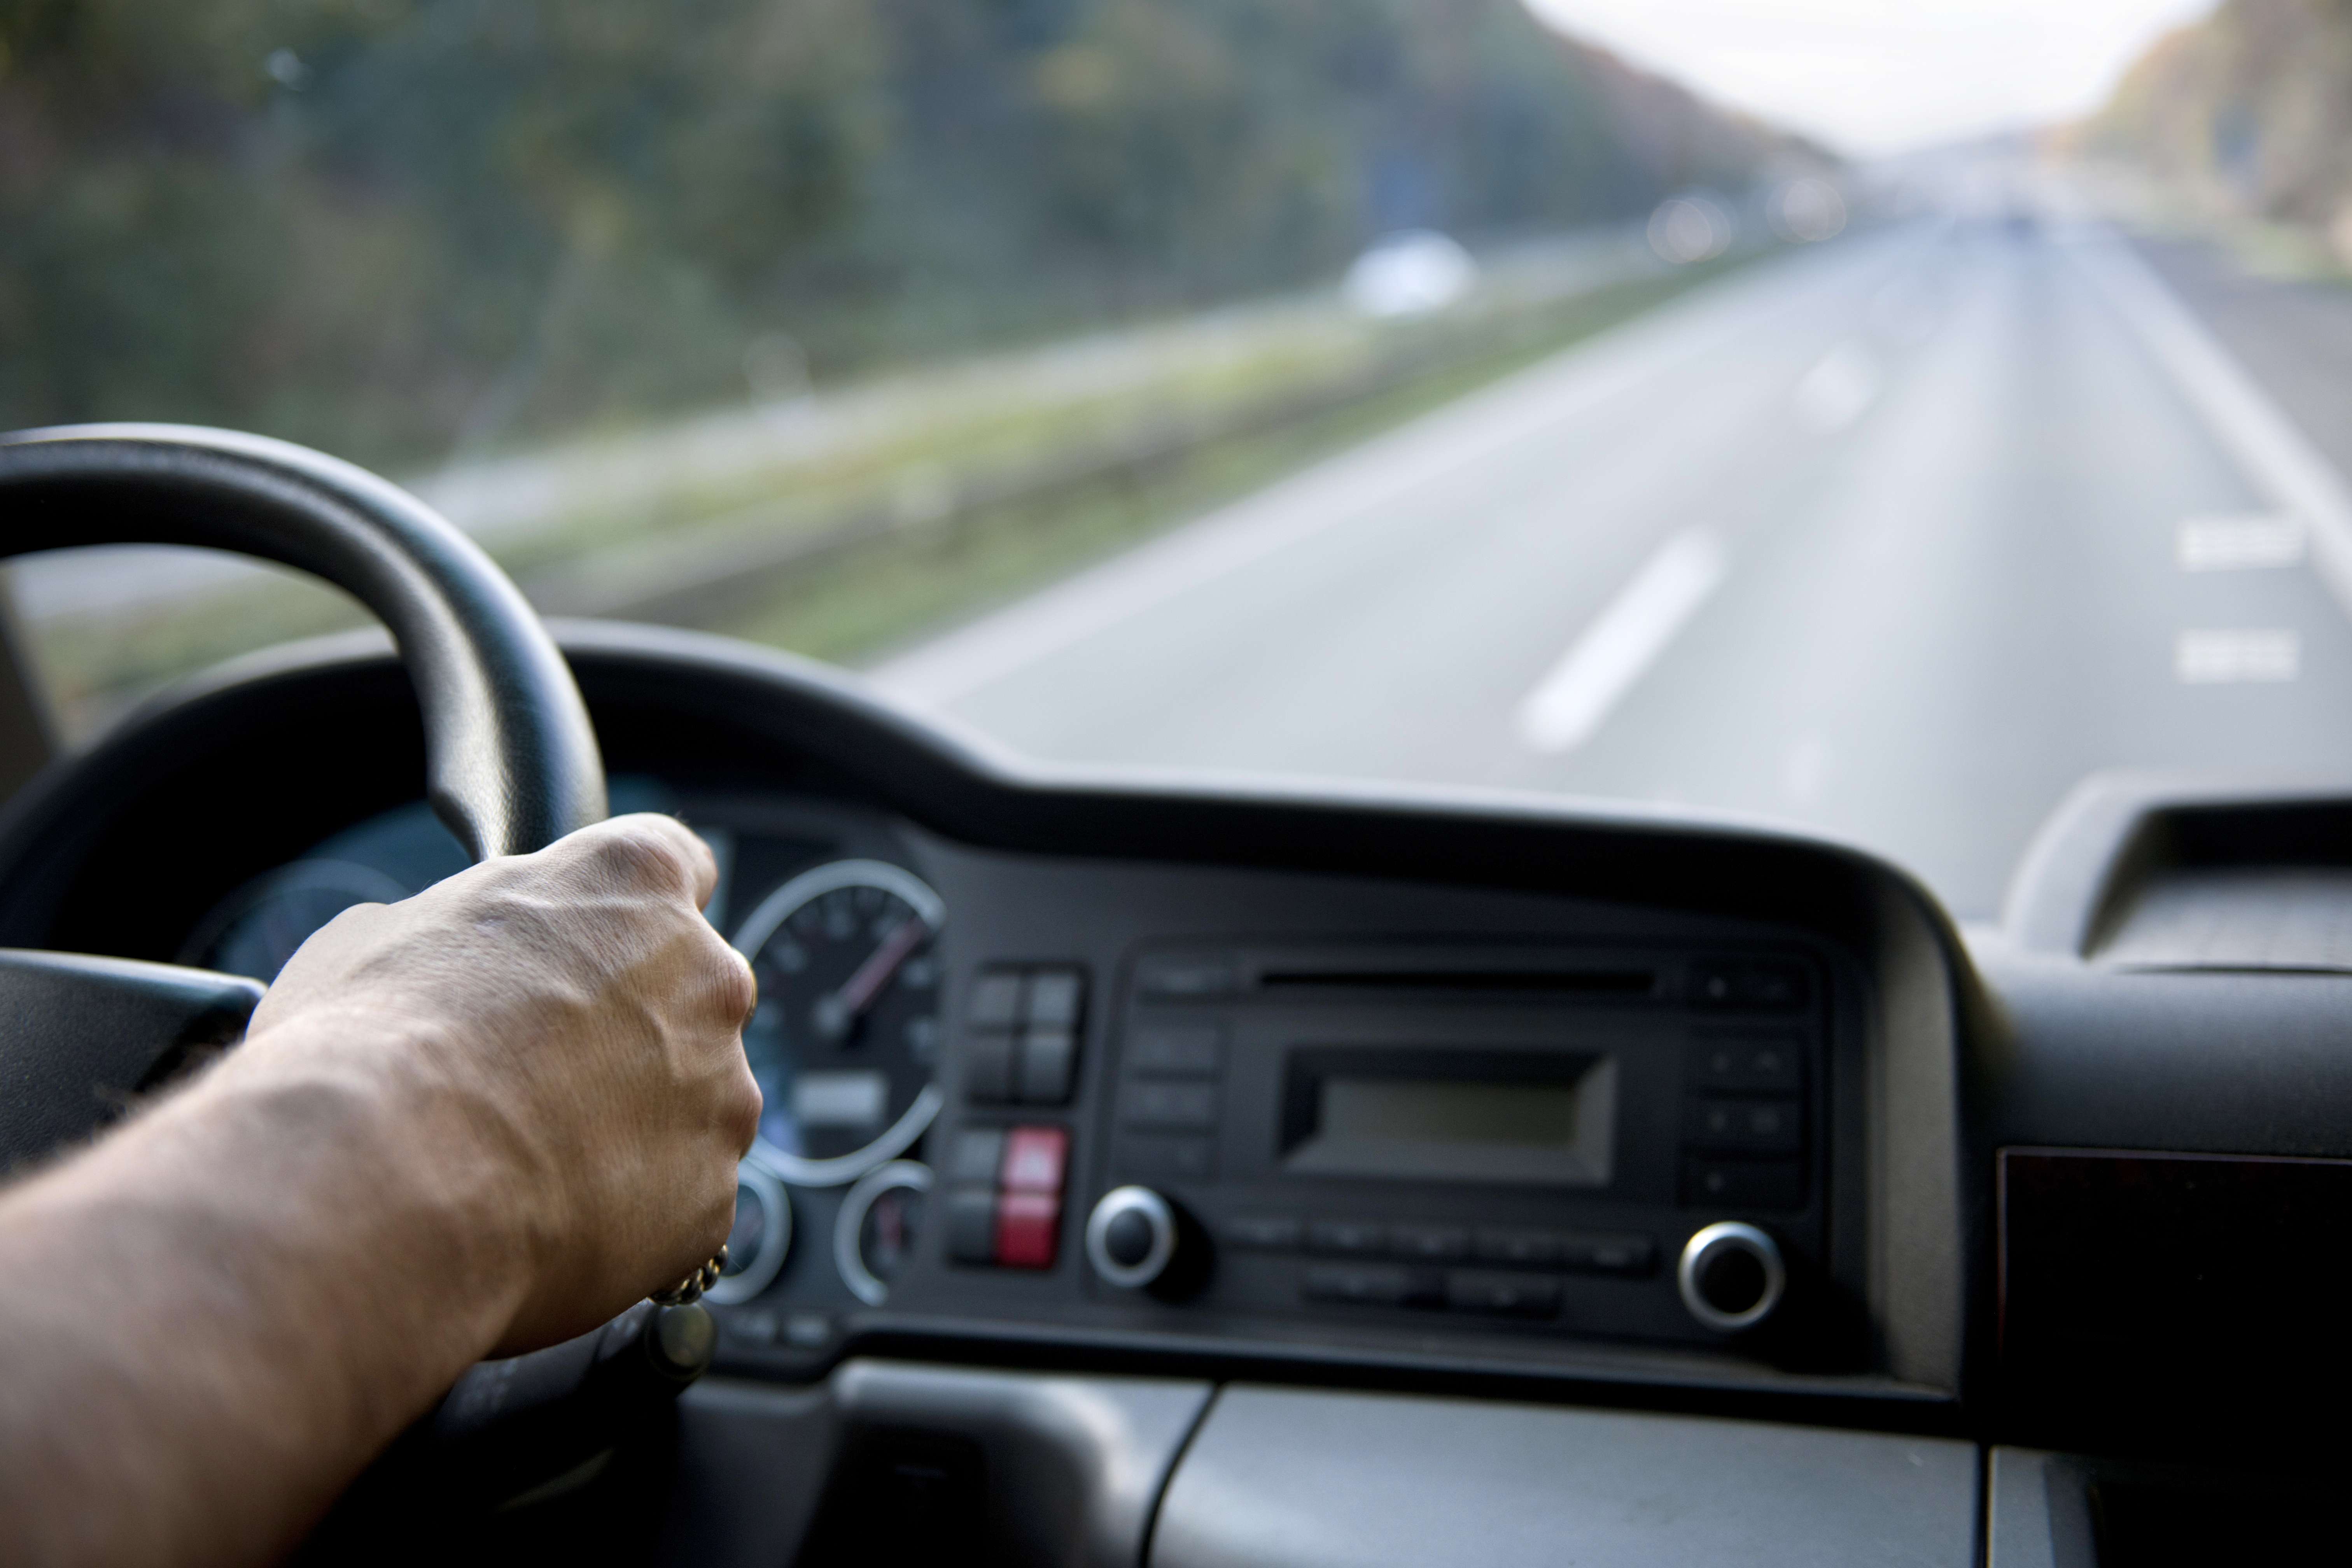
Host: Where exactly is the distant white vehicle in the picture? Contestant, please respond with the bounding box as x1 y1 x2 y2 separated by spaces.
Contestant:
1768 177 1847 243
1343 230 1479 318
1646 192 1735 264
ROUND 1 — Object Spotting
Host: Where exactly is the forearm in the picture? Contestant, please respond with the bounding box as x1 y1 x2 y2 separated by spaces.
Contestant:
0 1016 527 1567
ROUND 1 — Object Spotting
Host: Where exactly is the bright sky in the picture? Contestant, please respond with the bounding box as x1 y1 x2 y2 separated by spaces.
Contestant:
1521 0 2219 157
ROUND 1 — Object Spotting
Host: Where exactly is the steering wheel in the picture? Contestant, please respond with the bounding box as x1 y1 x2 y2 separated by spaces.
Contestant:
0 426 693 1533
0 423 605 1157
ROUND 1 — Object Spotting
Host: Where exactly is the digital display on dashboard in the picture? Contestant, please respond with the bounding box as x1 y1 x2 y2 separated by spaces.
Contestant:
1280 1048 1617 1186
1320 1078 1581 1148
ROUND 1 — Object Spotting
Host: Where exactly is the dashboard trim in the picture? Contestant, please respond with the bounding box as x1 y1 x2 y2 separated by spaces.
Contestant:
0 619 1981 1416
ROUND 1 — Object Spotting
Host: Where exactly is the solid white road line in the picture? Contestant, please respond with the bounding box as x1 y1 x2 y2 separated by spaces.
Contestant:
2176 628 2300 683
1516 529 1728 753
2062 216 2352 620
2177 514 2305 571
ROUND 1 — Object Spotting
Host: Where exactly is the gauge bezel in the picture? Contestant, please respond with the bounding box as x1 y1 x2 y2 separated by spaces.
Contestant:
177 857 413 977
834 1159 933 1307
731 858 947 1188
706 1163 793 1305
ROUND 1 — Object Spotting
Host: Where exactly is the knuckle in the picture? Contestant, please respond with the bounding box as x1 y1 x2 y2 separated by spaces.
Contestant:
724 1059 763 1153
588 817 690 889
716 945 758 1020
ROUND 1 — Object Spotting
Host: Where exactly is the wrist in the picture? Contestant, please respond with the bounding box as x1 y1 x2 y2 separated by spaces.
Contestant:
194 1007 541 1362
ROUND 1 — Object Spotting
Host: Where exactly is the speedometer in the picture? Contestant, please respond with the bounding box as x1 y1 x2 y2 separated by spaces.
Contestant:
732 859 945 1186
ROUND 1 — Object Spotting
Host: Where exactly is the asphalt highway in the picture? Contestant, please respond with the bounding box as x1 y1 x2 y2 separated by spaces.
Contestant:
874 205 2352 919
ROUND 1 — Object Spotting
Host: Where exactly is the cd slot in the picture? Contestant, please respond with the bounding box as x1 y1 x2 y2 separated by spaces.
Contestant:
1253 968 1657 997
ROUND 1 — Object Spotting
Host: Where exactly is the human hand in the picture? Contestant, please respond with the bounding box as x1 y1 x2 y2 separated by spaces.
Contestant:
234 814 761 1354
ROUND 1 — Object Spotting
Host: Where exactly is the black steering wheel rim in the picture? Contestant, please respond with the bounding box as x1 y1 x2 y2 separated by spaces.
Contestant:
0 425 655 1524
0 423 605 859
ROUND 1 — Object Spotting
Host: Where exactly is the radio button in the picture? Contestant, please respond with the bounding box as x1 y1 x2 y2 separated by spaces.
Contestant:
1389 1223 1470 1262
964 1032 1015 1103
1473 1227 1564 1267
1122 1134 1214 1182
1678 1222 1785 1332
1558 1233 1656 1275
1446 1270 1564 1318
1136 955 1239 998
1000 1125 1068 1193
945 1187 999 1266
1226 1214 1303 1251
1682 1156 1805 1211
1085 1186 1185 1290
1689 958 1811 1012
1303 1265 1437 1308
967 971 1025 1029
1128 1024 1226 1078
1685 1097 1803 1153
1121 1080 1218 1130
944 1127 1007 1185
1686 1035 1804 1093
1308 1218 1388 1255
995 1191 1061 1269
1101 1207 1157 1269
1016 1026 1077 1104
1027 970 1086 1029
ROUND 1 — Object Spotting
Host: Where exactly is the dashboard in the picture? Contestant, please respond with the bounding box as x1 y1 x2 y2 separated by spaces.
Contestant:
5 618 2349 1565
144 758 1881 1395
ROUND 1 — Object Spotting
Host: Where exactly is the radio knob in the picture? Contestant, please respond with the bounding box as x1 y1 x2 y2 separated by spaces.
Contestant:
1085 1185 1182 1290
1677 1222 1786 1332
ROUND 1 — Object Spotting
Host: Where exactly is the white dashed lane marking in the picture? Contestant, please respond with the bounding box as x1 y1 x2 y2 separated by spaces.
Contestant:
1516 529 1729 753
2177 514 2305 572
2175 628 2300 684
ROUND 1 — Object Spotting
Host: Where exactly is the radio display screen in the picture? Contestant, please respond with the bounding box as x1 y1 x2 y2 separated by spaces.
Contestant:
1280 1048 1617 1186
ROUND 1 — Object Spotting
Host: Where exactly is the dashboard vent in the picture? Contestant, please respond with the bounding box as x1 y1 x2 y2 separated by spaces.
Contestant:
2090 797 2352 971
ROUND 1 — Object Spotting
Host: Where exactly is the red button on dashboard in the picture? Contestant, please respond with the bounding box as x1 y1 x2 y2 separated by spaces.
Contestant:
995 1190 1060 1268
1001 1125 1069 1194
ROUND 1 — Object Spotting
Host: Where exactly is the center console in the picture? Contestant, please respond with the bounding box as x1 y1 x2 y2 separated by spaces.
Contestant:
1075 943 1830 1348
926 933 1846 1366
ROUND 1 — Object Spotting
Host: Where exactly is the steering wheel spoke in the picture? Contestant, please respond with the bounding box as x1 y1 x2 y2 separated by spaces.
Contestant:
0 949 262 1169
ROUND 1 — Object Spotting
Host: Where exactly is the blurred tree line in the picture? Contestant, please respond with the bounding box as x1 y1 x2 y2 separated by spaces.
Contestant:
0 0 1786 469
2089 0 2352 253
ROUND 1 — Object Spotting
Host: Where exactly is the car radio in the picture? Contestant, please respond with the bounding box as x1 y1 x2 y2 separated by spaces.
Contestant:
1076 943 1829 1347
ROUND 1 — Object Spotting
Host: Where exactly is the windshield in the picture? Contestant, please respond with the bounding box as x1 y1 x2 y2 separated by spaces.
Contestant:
5 0 2342 919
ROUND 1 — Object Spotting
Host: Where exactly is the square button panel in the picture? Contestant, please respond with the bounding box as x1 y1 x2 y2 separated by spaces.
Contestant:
1017 1027 1077 1104
1001 1125 1069 1194
963 964 1088 1106
995 1191 1060 1269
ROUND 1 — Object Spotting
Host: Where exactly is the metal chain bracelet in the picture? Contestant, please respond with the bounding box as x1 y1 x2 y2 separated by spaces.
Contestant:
651 1244 728 1307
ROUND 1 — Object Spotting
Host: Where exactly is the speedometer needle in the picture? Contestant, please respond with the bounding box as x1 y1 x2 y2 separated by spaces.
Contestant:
812 917 929 1043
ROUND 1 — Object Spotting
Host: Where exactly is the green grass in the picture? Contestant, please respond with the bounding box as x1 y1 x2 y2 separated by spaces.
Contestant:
715 260 1745 665
21 252 1748 737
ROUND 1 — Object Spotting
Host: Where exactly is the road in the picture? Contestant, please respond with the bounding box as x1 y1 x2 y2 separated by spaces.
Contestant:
873 205 2352 920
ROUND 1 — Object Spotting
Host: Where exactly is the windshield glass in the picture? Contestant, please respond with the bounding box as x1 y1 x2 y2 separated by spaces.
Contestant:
6 0 2342 919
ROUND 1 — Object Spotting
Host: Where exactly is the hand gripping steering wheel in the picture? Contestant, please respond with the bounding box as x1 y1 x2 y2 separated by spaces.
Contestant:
0 423 605 1152
0 425 705 1529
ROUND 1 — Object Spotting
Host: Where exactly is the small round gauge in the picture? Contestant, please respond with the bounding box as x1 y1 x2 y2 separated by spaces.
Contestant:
706 1164 792 1306
179 859 413 983
835 1160 931 1307
732 859 946 1187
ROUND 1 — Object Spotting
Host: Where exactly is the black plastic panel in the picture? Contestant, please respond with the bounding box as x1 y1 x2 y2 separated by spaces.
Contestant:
653 1362 1211 1568
1998 1148 2352 1439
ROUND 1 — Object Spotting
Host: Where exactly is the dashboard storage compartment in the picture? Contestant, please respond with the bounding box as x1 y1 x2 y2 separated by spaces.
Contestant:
1151 1386 1976 1568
